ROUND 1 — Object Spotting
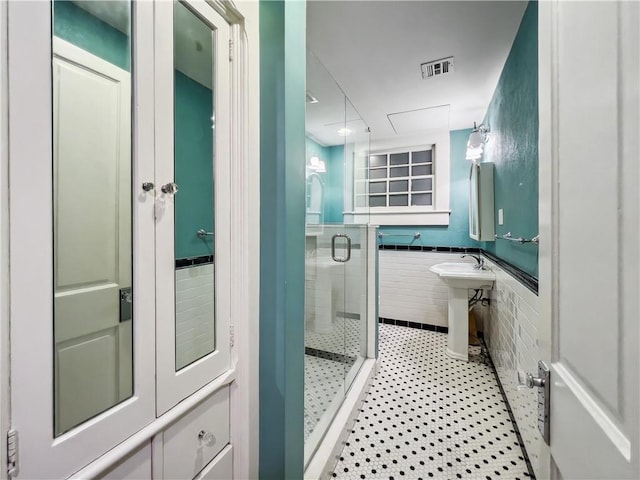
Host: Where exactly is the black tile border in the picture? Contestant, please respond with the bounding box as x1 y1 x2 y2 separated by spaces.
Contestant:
175 254 214 269
484 343 537 479
378 244 538 295
379 317 448 334
481 249 538 296
305 347 357 366
378 244 481 254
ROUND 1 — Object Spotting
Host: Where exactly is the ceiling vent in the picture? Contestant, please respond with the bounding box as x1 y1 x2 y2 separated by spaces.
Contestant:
421 57 454 79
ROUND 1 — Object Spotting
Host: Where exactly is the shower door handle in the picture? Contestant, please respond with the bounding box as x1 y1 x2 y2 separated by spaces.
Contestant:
331 234 351 262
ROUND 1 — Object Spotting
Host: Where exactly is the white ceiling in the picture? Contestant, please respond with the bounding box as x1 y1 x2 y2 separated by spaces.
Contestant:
306 1 527 146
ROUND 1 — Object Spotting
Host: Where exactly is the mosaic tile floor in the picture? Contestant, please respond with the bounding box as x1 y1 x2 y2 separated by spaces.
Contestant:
305 315 365 441
306 316 363 357
305 354 345 440
331 324 533 480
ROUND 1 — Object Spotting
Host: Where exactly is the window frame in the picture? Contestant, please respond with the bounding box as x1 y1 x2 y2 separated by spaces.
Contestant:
346 132 451 226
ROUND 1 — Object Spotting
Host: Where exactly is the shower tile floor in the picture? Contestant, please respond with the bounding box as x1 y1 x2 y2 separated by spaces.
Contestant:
306 316 363 357
305 355 345 440
305 315 363 440
330 323 533 480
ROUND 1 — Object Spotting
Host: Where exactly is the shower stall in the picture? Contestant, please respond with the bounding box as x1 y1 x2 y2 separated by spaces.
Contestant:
304 52 377 475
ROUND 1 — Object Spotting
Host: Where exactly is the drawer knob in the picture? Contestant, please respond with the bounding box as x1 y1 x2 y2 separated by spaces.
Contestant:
198 430 216 447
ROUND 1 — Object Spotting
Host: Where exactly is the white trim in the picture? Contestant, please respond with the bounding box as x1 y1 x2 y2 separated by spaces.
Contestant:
304 359 378 480
349 211 450 226
71 370 236 479
8 2 156 477
366 225 378 357
553 363 631 460
154 0 232 415
0 0 9 472
228 1 260 478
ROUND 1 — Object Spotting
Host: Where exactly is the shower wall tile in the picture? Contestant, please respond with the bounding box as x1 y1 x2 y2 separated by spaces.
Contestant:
175 263 215 369
483 257 543 479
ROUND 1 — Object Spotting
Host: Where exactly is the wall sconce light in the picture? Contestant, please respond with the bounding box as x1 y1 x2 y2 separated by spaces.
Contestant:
465 122 490 160
308 155 326 173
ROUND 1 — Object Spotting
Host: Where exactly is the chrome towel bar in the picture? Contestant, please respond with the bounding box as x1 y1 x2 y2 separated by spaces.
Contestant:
495 232 539 245
377 232 421 239
196 229 214 240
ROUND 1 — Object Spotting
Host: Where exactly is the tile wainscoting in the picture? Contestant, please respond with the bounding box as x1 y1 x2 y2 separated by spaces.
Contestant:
481 257 545 479
379 249 480 328
378 247 545 478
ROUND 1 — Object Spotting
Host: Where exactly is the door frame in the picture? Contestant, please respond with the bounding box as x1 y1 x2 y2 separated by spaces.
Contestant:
7 2 156 477
0 0 9 474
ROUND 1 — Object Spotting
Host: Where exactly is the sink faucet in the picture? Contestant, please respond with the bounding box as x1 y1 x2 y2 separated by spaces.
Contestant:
461 254 484 270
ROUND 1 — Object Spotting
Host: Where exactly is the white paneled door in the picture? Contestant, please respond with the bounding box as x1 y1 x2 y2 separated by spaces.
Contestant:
540 1 639 478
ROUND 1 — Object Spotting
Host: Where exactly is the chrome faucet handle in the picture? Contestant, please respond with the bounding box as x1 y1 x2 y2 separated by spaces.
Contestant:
461 254 484 270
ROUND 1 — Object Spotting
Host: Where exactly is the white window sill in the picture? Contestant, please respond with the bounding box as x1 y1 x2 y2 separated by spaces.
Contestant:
344 210 450 226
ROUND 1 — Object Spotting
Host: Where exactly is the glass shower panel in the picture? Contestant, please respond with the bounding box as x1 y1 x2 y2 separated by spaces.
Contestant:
304 53 347 456
342 99 370 393
304 51 370 466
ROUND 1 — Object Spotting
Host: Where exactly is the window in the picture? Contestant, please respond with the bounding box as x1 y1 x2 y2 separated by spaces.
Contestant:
346 133 451 226
363 148 434 208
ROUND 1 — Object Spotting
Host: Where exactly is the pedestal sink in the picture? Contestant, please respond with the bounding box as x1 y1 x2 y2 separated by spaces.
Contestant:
429 262 495 361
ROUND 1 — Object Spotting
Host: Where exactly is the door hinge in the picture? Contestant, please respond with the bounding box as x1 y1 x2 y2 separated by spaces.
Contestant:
229 39 234 62
229 325 235 348
7 429 19 478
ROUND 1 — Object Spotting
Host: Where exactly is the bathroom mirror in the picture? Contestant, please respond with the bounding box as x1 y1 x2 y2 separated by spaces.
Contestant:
52 0 133 436
173 1 216 371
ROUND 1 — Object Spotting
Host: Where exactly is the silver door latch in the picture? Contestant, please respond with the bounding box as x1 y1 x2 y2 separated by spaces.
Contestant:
518 360 550 445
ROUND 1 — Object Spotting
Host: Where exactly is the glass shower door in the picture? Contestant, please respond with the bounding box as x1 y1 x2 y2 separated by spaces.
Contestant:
304 51 370 465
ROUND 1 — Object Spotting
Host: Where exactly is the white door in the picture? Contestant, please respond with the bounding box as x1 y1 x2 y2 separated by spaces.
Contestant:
154 0 231 414
52 37 133 436
8 2 155 477
539 1 639 478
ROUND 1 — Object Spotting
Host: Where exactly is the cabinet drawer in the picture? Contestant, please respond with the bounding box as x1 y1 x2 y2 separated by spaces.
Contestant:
194 445 233 480
163 386 230 479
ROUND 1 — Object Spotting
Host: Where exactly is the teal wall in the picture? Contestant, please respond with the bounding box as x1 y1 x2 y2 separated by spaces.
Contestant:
325 145 345 223
259 1 306 478
174 72 214 259
53 0 130 71
481 1 538 277
305 137 344 223
377 129 480 248
54 0 214 260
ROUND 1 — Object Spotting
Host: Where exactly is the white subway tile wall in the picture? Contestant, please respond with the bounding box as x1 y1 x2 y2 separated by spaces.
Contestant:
379 250 473 327
482 257 543 479
175 263 215 370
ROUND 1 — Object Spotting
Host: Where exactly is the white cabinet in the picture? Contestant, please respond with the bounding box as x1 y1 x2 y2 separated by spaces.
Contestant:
163 387 230 479
98 444 153 480
195 446 234 480
3 0 255 478
469 162 496 242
